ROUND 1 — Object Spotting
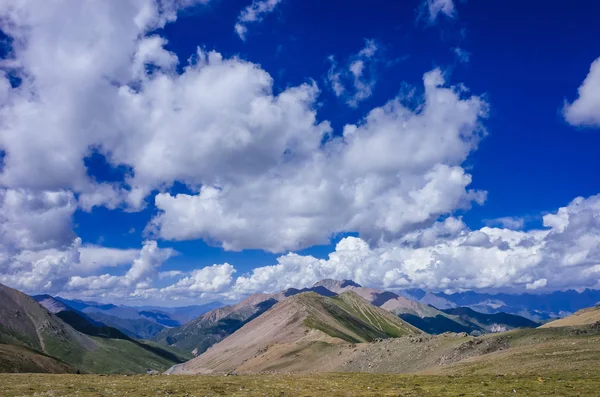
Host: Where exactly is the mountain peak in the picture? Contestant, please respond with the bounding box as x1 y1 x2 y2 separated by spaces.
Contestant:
312 279 362 292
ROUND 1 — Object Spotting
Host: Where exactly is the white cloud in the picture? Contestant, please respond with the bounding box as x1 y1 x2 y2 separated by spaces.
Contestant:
423 0 456 23
0 189 77 253
65 240 176 298
234 0 284 41
1 237 175 297
213 193 600 297
564 57 600 127
150 68 487 252
161 263 235 299
327 39 380 107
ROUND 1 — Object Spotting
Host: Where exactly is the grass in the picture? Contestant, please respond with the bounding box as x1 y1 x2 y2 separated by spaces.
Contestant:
1 372 599 396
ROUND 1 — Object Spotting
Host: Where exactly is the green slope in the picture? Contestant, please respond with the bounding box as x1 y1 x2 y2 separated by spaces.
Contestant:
0 283 180 374
0 344 73 374
301 291 422 343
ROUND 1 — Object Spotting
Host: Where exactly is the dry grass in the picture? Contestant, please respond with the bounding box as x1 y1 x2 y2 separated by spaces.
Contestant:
1 372 599 396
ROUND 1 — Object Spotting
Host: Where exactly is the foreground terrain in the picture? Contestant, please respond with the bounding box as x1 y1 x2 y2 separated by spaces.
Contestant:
1 372 598 396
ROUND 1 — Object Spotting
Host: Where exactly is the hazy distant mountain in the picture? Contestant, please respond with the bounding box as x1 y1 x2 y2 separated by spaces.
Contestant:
134 302 225 324
155 294 279 355
402 289 600 320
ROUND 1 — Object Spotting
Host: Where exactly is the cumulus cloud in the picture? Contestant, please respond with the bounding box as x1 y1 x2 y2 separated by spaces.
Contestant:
1 237 175 298
564 56 600 127
234 0 284 40
199 193 599 297
161 263 235 299
0 189 77 252
327 39 380 107
150 68 487 252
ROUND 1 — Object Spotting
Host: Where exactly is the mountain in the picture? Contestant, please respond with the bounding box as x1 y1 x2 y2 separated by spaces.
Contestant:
440 307 539 333
167 291 421 374
55 297 173 337
83 312 167 339
312 279 362 293
154 293 279 355
51 297 224 337
540 305 600 328
0 283 182 374
415 289 600 320
135 302 224 324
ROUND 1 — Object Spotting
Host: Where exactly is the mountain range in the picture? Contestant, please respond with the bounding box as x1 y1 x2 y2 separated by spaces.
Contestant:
50 297 223 339
401 288 600 320
2 279 600 375
167 285 600 375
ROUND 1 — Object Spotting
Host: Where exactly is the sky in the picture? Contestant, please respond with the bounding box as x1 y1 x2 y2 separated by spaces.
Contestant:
1 0 600 305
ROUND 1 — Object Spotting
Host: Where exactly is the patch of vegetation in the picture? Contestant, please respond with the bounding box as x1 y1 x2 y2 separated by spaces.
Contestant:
1 372 599 396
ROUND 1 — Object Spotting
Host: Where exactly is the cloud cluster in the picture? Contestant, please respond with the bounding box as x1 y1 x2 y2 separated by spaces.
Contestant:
234 0 284 40
564 56 600 127
150 68 487 252
196 193 600 298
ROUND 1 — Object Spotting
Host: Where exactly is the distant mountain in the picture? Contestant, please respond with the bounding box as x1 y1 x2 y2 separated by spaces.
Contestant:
540 305 600 328
398 288 600 321
83 312 167 340
167 291 420 374
433 289 600 320
52 297 224 334
135 302 224 324
0 283 181 374
154 293 279 355
441 307 539 333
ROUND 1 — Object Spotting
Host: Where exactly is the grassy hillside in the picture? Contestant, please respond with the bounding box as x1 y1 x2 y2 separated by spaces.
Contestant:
303 292 421 342
0 344 73 374
540 305 600 328
0 283 181 374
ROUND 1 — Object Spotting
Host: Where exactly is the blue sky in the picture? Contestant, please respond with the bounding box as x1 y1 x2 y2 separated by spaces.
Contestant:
1 0 600 304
